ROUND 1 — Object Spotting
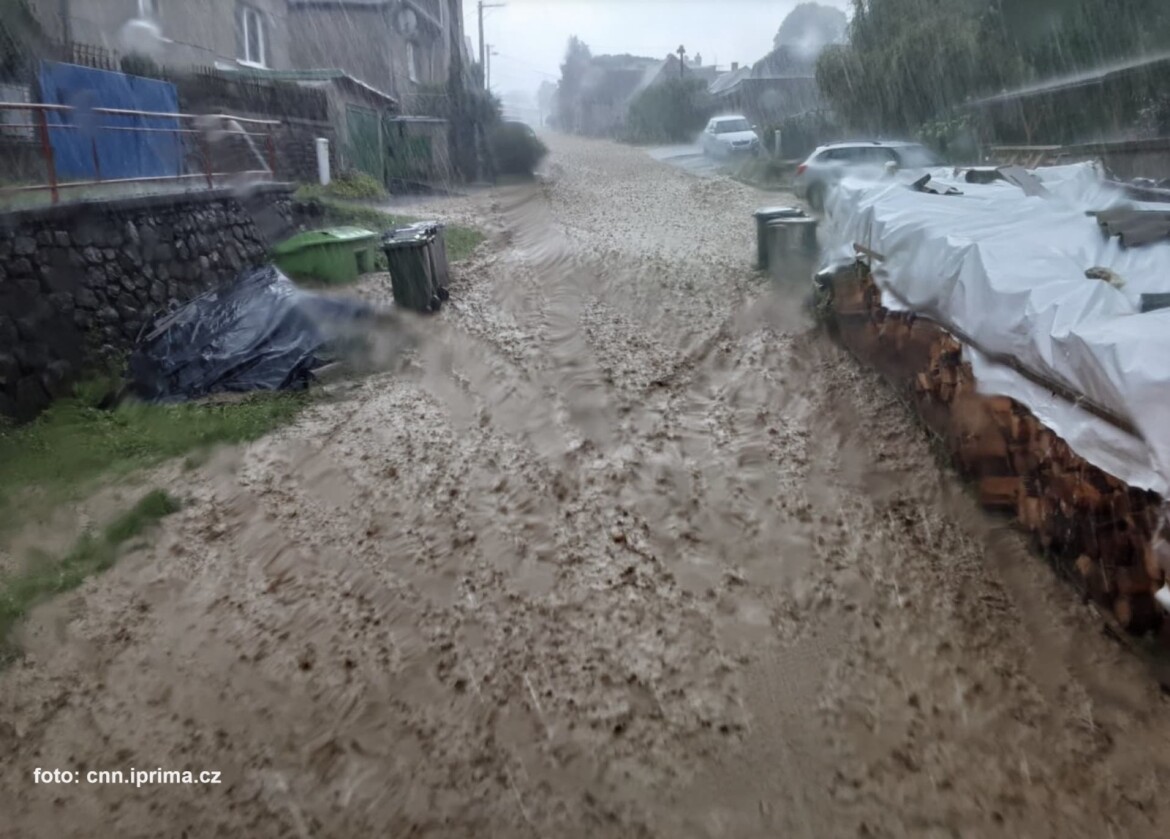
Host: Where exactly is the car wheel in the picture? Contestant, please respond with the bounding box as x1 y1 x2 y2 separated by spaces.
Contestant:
807 183 826 213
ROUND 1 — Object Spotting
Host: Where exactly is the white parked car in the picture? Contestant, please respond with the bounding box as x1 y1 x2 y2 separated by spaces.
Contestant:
701 115 761 158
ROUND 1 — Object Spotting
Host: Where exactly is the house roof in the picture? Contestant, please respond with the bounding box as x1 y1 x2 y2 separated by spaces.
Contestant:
709 46 816 97
965 49 1170 108
223 67 399 107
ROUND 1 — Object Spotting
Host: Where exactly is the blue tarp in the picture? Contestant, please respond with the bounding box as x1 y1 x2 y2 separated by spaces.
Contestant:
37 61 182 181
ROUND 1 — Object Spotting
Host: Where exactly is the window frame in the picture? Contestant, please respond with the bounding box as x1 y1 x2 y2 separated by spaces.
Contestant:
407 41 419 83
239 4 267 68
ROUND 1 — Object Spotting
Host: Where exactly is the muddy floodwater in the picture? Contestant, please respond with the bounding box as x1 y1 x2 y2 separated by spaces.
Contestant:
3 134 1170 838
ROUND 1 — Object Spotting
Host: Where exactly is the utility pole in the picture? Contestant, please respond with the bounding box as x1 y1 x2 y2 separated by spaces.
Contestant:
478 1 505 89
677 45 686 79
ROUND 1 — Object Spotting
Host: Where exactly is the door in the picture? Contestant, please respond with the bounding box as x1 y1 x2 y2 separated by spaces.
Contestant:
345 105 383 181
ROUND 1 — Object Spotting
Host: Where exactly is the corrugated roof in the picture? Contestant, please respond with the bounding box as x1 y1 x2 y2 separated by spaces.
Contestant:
222 67 399 107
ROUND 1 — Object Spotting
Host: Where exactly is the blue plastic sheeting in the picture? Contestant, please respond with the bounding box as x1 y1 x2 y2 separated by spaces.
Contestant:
38 61 182 180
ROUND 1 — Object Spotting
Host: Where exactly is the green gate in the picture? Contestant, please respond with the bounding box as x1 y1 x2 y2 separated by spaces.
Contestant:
385 120 434 182
345 104 383 180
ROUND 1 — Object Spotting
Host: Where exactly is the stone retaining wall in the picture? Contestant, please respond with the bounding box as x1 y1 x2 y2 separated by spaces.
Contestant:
0 184 293 420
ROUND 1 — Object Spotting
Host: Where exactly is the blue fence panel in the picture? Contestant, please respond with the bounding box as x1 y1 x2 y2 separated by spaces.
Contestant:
37 61 182 181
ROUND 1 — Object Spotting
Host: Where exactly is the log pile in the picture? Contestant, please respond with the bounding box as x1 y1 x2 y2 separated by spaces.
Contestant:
827 264 1166 635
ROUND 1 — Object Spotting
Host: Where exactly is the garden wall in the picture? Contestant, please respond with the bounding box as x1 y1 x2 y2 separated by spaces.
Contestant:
0 183 294 420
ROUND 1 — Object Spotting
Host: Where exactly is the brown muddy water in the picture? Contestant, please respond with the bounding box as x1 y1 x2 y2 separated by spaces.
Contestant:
3 134 1170 838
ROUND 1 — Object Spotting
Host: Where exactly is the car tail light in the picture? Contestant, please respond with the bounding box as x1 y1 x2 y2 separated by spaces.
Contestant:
796 164 807 176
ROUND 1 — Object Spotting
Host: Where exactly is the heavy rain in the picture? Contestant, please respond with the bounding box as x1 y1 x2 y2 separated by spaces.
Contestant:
2 0 1170 836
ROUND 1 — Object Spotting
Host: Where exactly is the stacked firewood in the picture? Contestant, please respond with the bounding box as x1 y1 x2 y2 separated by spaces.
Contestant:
830 266 1166 634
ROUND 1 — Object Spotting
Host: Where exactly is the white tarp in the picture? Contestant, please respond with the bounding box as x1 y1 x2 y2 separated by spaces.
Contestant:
821 162 1170 496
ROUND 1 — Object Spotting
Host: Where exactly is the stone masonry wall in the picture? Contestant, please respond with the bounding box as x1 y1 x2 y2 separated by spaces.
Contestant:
0 184 293 420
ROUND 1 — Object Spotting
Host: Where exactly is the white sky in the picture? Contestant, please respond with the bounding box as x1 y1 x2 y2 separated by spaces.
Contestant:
465 0 852 102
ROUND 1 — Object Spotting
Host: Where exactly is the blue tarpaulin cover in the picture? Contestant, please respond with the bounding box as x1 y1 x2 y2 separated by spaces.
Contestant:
37 61 182 180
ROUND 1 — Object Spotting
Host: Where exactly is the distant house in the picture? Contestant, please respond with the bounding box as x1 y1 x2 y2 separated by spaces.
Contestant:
27 0 293 70
287 0 452 106
569 54 661 136
709 47 822 125
644 54 720 90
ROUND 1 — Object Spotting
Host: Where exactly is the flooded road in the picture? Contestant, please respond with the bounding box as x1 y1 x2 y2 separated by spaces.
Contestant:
3 133 1170 838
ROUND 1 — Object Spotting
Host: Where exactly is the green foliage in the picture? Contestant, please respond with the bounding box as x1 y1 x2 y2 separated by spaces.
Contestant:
488 122 549 176
0 387 307 531
0 490 181 658
818 0 1170 139
556 36 594 129
624 77 715 144
294 170 387 203
292 195 483 263
774 2 847 53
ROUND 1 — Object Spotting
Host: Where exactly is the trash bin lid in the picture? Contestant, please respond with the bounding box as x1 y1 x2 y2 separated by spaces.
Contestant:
767 217 818 227
382 225 435 249
273 227 378 254
754 206 806 220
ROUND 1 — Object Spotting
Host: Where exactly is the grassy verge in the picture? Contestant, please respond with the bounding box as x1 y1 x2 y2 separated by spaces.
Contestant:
0 387 307 533
293 186 486 268
0 490 181 658
726 157 797 191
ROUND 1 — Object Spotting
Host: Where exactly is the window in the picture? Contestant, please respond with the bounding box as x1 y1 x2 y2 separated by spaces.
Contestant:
895 145 945 168
239 5 266 67
0 83 33 141
407 41 419 83
137 0 160 19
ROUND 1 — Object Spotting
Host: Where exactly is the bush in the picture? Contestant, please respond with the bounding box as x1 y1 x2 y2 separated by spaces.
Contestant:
489 122 549 177
324 170 387 200
623 77 714 144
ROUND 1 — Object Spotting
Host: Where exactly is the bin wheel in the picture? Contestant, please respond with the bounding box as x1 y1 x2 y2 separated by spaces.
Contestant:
429 295 443 313
437 287 450 302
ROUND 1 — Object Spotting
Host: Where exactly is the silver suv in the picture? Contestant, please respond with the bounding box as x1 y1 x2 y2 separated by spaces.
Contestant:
793 141 945 211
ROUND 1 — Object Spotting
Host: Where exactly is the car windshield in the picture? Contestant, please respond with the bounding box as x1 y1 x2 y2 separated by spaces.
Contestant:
714 119 751 134
897 145 945 167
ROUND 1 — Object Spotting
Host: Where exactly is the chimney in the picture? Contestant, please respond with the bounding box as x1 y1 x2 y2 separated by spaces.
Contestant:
731 62 739 72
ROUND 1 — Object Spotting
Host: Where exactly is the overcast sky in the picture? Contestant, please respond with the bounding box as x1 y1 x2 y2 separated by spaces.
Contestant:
464 0 852 101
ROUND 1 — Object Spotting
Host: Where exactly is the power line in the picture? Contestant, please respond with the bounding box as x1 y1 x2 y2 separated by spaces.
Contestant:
490 52 559 79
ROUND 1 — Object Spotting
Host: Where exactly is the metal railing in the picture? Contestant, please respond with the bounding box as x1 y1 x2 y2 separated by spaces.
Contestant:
0 101 280 206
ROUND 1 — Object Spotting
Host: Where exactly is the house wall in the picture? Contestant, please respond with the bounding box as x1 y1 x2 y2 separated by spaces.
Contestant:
288 3 447 103
289 6 396 96
29 0 291 70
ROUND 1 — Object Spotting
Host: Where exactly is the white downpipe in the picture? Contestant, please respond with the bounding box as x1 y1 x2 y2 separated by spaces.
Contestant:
316 138 331 186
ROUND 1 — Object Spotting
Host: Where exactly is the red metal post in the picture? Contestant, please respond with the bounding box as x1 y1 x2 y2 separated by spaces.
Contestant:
265 129 276 178
36 108 59 205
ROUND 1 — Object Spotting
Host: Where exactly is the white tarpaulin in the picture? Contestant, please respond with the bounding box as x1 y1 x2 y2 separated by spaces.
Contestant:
821 162 1170 496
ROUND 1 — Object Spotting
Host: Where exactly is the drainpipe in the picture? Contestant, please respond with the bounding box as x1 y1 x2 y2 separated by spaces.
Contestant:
59 0 72 51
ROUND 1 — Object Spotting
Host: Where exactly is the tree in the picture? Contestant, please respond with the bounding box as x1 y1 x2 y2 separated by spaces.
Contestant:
537 80 557 125
624 77 714 143
556 36 593 132
815 0 1170 143
774 2 848 58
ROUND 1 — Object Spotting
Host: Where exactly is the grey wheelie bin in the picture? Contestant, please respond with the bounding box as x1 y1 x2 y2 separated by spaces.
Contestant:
381 223 450 314
753 206 807 270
